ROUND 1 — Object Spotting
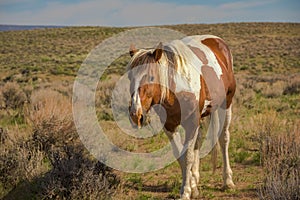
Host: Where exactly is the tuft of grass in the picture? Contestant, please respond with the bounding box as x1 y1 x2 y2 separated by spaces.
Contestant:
257 112 300 200
0 82 27 110
283 74 300 95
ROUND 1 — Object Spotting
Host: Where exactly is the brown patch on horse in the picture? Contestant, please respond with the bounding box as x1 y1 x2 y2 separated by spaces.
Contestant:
162 91 200 133
201 38 232 70
138 65 162 108
187 45 208 65
201 65 225 114
201 38 236 108
153 42 163 62
161 91 181 132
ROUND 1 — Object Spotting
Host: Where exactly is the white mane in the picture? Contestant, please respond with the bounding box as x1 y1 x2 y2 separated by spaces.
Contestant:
158 39 202 101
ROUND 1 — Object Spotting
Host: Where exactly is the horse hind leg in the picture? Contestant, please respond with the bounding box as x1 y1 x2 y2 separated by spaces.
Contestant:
190 129 201 198
219 105 235 190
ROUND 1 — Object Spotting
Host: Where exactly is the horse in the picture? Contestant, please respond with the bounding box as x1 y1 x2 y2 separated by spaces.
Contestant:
127 35 236 200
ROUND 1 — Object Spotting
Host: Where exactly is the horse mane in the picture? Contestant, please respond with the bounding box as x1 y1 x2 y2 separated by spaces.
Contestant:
128 40 200 102
159 40 201 102
127 49 154 70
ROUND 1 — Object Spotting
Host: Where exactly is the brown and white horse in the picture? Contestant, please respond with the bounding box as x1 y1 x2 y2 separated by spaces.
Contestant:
127 35 236 199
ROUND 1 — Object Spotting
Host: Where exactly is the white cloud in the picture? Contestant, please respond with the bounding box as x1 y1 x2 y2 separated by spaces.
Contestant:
0 0 298 26
220 0 277 10
0 0 35 6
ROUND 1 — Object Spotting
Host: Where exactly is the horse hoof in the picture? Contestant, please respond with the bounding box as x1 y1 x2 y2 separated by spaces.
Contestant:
191 187 199 198
178 197 190 200
179 193 191 200
221 181 235 191
191 192 199 199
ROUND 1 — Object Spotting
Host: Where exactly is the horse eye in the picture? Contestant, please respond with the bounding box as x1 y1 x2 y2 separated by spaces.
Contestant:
149 76 154 82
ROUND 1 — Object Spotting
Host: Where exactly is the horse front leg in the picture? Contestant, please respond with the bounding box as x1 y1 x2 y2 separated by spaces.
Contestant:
179 126 200 200
164 129 189 199
179 142 194 199
165 128 197 200
165 126 200 199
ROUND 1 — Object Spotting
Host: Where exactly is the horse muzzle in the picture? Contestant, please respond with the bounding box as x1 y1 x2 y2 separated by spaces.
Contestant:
129 107 147 129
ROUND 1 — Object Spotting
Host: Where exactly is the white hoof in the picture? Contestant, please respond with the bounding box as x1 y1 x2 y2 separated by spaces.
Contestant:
191 186 199 198
221 180 235 191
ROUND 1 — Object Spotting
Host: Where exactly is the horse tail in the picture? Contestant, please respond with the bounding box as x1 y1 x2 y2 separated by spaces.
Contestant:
207 110 220 174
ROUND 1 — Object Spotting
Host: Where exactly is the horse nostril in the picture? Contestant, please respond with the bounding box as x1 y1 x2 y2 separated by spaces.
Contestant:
139 114 144 126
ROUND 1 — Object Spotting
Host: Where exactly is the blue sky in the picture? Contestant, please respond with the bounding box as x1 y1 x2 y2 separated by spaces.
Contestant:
0 0 299 26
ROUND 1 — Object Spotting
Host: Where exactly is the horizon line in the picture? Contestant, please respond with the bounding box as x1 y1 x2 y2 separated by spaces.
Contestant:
1 21 299 28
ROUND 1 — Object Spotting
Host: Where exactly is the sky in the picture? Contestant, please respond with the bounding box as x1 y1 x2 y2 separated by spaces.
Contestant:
0 0 299 26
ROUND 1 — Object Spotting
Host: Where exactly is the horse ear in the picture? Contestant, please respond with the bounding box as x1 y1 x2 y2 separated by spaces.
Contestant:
129 44 137 57
153 42 163 62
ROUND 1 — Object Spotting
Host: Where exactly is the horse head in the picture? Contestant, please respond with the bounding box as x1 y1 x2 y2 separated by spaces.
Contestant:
127 43 163 128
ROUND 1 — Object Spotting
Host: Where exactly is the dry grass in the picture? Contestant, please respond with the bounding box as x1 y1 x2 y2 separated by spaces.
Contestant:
283 74 300 95
256 112 300 200
0 82 27 110
0 121 47 198
1 88 119 199
28 89 72 128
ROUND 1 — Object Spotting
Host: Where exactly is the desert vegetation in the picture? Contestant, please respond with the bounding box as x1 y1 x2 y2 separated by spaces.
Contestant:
0 86 119 199
0 23 299 199
257 112 299 200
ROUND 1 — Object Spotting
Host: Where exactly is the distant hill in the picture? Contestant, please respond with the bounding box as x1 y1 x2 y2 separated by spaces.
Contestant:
1 22 298 83
0 24 65 31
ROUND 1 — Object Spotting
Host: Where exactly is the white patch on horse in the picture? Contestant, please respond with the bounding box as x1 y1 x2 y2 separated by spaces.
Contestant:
182 36 223 80
163 40 202 101
201 100 211 115
157 56 170 101
131 72 145 112
128 53 150 112
132 90 142 112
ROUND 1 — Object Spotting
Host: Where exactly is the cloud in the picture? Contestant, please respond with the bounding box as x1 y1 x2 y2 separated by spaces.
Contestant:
0 0 298 26
219 0 277 10
0 0 35 6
